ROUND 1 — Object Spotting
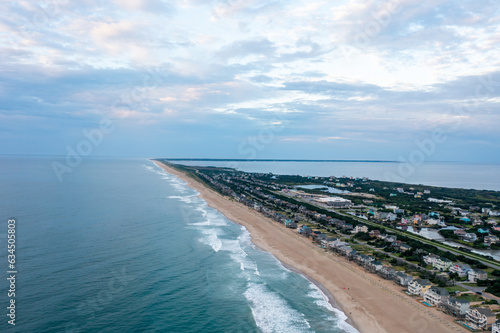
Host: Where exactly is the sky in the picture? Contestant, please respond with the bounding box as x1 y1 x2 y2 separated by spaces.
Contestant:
1 0 500 162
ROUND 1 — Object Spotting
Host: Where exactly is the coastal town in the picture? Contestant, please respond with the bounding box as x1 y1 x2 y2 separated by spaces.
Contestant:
161 161 500 332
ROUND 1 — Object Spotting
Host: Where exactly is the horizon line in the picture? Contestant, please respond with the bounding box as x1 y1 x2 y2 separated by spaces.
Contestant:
157 158 401 163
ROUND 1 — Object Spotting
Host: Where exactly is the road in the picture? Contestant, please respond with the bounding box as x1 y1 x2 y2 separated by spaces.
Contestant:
278 191 500 270
455 282 500 303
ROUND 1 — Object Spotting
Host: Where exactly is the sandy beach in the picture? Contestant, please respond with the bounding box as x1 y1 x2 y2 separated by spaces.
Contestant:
154 160 468 333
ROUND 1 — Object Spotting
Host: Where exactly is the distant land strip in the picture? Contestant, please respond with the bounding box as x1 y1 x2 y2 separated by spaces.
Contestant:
160 158 400 163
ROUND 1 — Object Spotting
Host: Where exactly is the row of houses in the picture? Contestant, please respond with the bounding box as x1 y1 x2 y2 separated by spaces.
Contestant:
407 276 497 330
326 240 498 331
453 228 500 245
423 253 488 281
327 240 413 286
363 229 413 252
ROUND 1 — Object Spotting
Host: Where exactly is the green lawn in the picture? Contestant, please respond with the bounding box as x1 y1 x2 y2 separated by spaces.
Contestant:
351 245 371 252
445 286 468 293
456 293 484 302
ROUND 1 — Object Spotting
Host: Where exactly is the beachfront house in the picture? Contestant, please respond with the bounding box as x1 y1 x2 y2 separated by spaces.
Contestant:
339 246 356 258
443 298 470 318
465 308 496 330
378 266 397 280
299 226 312 237
492 319 500 333
329 240 346 251
423 286 449 306
408 279 432 296
394 272 413 287
367 260 383 272
355 254 374 266
468 269 488 283
285 220 298 229
449 263 472 278
433 257 453 271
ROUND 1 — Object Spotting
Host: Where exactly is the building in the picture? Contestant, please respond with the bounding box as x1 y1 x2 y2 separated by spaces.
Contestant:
315 196 353 207
408 279 432 296
423 286 449 306
485 235 500 245
468 269 488 283
423 253 439 266
426 218 441 225
299 226 312 237
398 243 412 252
367 260 383 272
433 257 453 271
285 220 298 229
353 224 368 234
492 319 500 333
465 308 495 330
378 266 397 280
443 298 470 318
463 233 477 242
449 263 472 277
394 272 413 286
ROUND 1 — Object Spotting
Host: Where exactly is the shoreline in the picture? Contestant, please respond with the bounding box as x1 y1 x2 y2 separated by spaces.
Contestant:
280 261 356 328
153 160 468 333
248 232 354 328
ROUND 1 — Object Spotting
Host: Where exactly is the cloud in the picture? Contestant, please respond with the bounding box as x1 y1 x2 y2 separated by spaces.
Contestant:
0 0 499 161
216 38 276 60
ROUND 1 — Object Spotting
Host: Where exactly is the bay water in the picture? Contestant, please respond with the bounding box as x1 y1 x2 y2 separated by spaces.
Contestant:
174 160 500 191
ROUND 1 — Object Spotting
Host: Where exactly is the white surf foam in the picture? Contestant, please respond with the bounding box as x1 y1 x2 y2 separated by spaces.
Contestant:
245 283 312 333
198 228 222 252
306 284 359 333
167 195 196 204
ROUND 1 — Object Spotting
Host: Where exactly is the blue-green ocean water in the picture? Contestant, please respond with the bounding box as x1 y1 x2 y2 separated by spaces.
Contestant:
0 157 356 333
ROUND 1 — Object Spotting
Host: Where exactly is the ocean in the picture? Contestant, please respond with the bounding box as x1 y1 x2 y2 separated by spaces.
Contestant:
0 157 357 333
173 160 500 191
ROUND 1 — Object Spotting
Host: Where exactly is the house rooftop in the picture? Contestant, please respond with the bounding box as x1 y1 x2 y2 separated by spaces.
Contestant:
429 286 449 296
449 297 469 304
414 278 431 286
475 308 494 316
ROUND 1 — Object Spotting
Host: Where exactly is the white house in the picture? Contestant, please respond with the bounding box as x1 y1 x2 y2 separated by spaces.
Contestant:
353 224 368 234
423 253 439 266
433 257 453 271
426 218 441 225
449 263 471 277
466 308 495 330
492 319 500 333
444 298 470 317
408 279 432 296
463 233 477 243
423 286 449 306
394 272 413 286
468 269 488 283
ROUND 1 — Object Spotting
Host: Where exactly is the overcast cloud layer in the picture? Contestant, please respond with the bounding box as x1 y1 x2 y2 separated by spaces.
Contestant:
1 0 500 162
